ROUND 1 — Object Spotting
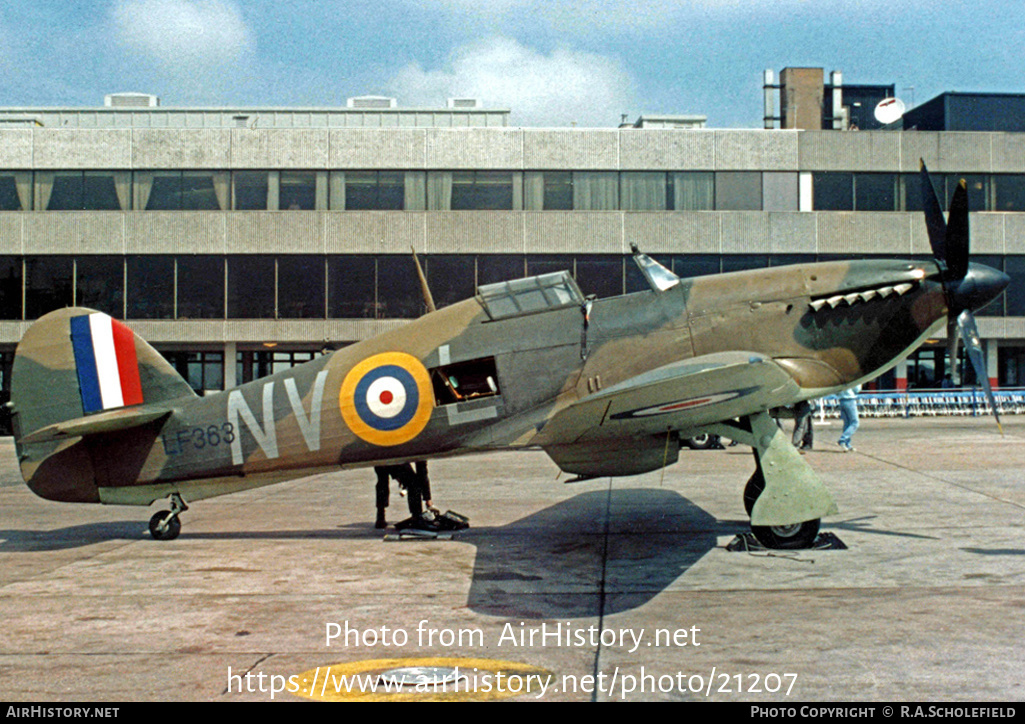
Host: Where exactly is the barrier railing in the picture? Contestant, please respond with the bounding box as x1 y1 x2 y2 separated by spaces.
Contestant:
815 388 1025 418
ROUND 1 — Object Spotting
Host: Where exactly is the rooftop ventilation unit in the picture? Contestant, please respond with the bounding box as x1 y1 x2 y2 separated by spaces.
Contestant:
104 93 160 108
347 96 397 109
448 98 479 109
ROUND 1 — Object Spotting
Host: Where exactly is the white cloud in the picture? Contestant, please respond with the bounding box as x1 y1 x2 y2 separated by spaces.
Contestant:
112 0 254 70
388 38 635 127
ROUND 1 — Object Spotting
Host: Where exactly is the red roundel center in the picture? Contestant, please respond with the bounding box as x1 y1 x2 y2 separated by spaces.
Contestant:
379 390 394 405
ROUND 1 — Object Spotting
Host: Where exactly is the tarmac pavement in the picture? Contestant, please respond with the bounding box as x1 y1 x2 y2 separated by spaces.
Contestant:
0 415 1022 702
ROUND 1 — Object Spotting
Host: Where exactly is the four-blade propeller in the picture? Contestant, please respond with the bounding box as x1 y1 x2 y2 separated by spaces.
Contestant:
919 162 1008 432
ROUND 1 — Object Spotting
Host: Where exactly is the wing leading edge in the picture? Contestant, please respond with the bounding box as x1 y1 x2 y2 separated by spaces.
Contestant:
536 352 801 477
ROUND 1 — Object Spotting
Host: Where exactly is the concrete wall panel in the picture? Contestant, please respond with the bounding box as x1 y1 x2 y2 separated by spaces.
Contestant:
1002 214 1025 255
899 132 942 172
329 129 427 168
526 212 622 253
0 131 34 169
816 212 912 255
34 129 132 169
231 129 329 168
768 212 818 254
425 211 523 253
23 212 125 254
325 211 427 254
522 130 618 169
133 129 231 168
126 212 225 254
990 134 1025 174
624 212 719 253
227 212 323 254
0 214 21 254
427 129 523 169
720 212 770 253
938 133 993 172
799 131 901 171
970 213 1005 254
715 130 797 170
619 130 715 170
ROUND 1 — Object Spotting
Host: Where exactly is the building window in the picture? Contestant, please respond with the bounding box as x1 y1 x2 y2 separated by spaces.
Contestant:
477 255 525 287
126 255 174 319
377 255 426 318
279 171 317 210
0 173 31 210
450 171 515 210
572 171 618 210
137 171 227 210
620 172 667 211
25 256 73 320
715 172 762 211
328 255 376 318
0 256 22 319
575 255 624 298
176 256 225 319
278 255 325 318
425 255 475 309
812 172 853 210
994 175 1025 211
854 174 897 211
38 171 128 210
233 171 270 210
164 351 224 394
669 172 714 210
227 255 275 318
271 350 317 374
339 171 408 210
76 256 124 318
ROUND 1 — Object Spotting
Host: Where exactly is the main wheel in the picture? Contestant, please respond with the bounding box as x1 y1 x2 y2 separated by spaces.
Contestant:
149 510 181 541
685 433 719 450
751 518 820 549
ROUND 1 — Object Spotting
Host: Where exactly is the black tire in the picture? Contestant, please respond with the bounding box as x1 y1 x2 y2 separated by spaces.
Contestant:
149 511 181 541
743 470 765 517
751 518 820 549
685 433 717 450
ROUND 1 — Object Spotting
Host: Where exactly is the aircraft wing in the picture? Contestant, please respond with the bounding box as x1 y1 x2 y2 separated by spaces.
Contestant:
534 351 801 477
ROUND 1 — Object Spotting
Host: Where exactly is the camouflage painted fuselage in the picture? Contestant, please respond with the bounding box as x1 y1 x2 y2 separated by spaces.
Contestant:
12 258 950 506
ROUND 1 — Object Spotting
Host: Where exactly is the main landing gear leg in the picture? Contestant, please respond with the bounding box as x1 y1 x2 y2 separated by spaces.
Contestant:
149 492 188 541
709 411 838 549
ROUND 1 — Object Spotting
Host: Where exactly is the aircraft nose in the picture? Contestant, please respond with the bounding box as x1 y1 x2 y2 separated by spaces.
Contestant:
948 262 1011 312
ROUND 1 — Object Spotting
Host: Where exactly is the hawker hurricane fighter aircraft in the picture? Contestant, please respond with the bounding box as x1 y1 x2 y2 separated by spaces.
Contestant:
10 166 1009 548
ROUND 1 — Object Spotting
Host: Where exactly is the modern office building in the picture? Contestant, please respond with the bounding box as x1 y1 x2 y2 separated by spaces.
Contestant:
0 90 1023 432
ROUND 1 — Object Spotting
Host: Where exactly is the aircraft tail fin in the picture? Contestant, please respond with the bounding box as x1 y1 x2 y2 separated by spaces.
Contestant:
11 307 196 447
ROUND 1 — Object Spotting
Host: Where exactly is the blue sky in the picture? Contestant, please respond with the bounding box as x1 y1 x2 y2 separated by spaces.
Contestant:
1 0 1022 128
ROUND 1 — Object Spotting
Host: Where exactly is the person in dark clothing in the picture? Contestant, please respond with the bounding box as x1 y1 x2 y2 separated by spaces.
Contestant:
792 399 814 452
374 461 432 529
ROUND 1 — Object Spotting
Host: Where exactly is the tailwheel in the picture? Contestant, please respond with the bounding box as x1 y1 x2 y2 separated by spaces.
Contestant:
148 492 188 541
148 511 181 541
751 518 820 550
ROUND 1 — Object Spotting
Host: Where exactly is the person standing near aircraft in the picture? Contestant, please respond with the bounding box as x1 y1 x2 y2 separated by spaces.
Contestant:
792 399 814 452
373 461 433 529
837 385 861 452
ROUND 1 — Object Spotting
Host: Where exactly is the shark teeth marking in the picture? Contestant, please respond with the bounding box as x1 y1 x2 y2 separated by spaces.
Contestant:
809 282 918 313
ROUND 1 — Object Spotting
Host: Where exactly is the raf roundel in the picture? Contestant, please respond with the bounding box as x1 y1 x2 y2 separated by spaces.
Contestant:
339 352 434 446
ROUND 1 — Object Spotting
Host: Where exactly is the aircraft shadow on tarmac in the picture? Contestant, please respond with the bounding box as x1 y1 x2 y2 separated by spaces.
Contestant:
462 488 726 619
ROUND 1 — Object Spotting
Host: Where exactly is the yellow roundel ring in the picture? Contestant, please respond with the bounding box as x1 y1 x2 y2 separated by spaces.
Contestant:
339 352 434 446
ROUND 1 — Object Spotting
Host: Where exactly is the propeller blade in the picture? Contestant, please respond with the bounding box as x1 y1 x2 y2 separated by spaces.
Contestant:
920 162 947 264
945 180 970 281
957 309 1003 434
946 317 961 384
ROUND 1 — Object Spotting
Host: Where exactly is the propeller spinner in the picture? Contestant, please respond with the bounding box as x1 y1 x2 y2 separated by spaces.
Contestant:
919 162 1010 430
